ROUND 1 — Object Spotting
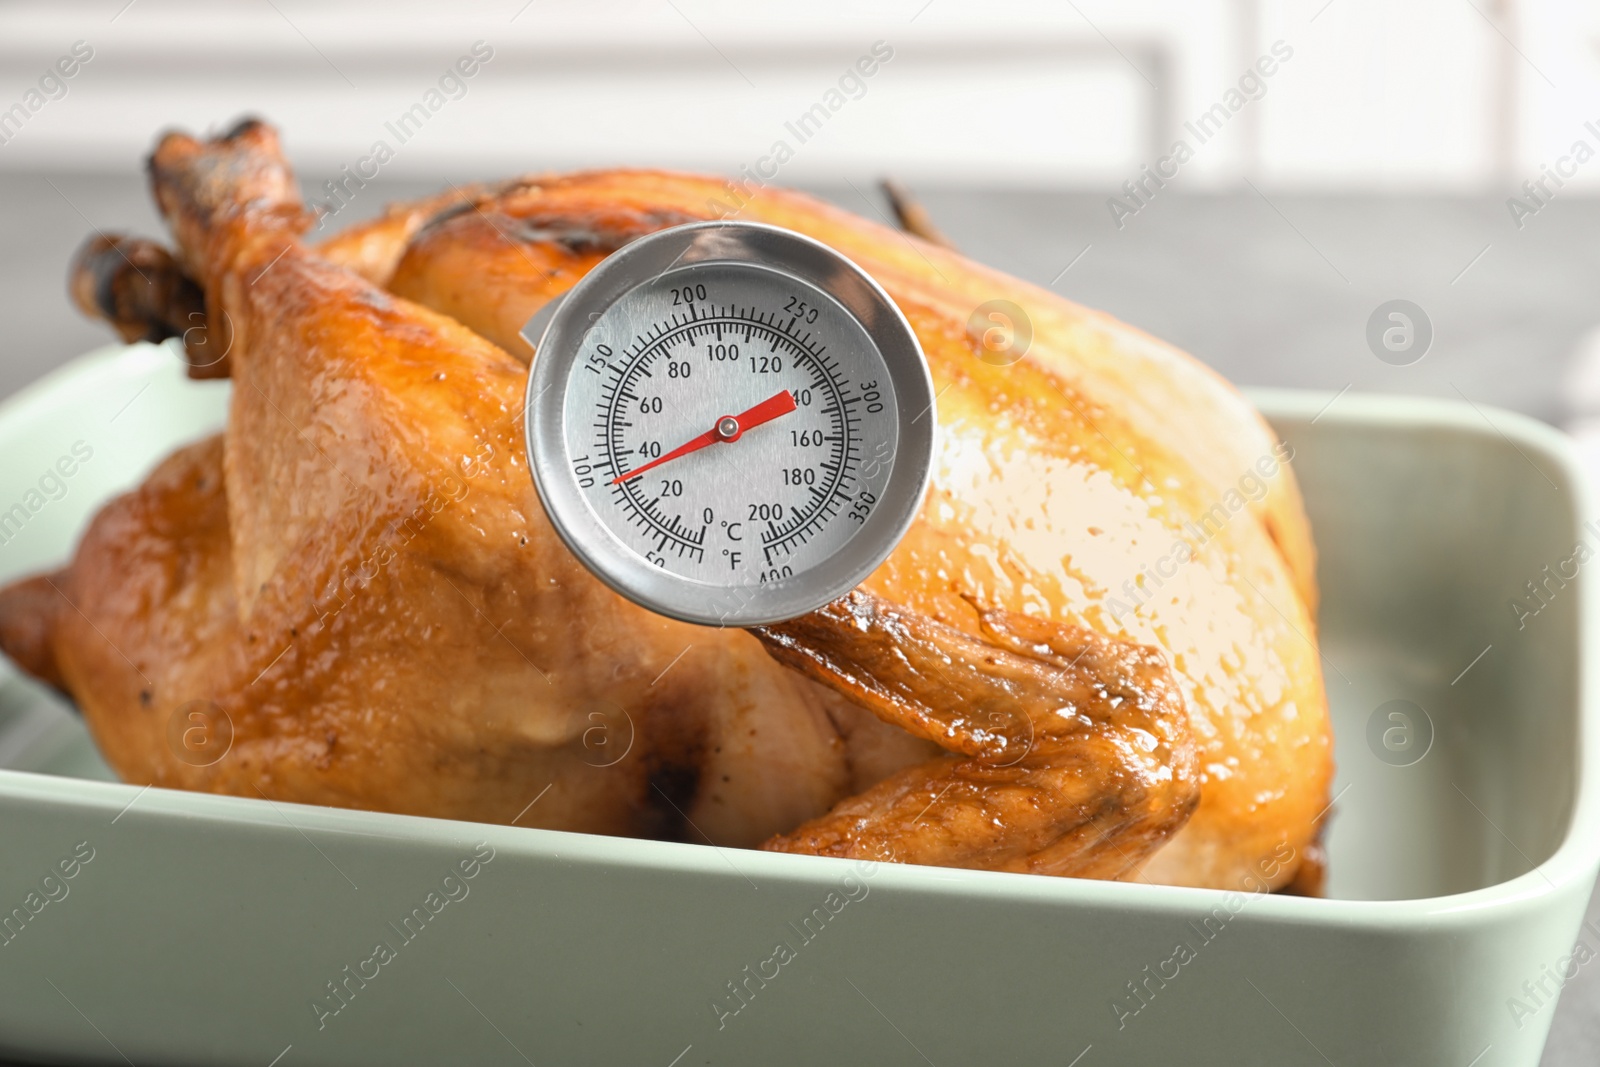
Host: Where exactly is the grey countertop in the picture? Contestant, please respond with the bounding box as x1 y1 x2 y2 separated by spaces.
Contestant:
1 171 1598 1065
7 173 1599 423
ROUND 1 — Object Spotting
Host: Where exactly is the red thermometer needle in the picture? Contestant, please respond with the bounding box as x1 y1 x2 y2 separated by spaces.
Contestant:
611 389 799 485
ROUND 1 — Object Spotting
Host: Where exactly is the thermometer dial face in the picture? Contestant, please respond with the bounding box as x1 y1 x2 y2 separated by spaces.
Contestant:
524 222 934 627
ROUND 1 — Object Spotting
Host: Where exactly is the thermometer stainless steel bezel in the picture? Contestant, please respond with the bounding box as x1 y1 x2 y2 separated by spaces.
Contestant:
522 220 935 628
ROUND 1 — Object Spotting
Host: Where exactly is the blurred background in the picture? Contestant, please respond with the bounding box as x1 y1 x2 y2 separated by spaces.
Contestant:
1 0 1599 1061
2 0 1599 423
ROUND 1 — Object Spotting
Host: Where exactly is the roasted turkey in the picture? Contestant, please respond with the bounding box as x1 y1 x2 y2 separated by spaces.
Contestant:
0 120 1331 891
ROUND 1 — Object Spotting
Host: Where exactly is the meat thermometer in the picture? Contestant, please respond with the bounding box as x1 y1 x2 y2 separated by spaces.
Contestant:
521 220 935 626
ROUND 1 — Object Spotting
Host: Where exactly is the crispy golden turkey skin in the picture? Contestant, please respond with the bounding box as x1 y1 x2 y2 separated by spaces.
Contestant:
0 120 1331 890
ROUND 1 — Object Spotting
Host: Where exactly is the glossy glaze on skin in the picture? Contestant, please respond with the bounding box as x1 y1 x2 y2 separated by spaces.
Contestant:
373 167 1332 890
755 592 1199 876
2 121 1331 890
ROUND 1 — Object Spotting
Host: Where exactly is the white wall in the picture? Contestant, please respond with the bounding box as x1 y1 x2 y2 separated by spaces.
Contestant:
0 0 1594 189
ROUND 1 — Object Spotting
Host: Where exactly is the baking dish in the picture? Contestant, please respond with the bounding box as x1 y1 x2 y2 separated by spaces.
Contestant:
0 343 1593 1066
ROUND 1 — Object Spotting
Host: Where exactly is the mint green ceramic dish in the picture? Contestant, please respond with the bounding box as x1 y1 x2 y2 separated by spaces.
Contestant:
0 344 1594 1066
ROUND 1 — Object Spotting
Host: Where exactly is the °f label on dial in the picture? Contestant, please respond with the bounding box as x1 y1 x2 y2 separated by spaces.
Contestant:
562 262 898 584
